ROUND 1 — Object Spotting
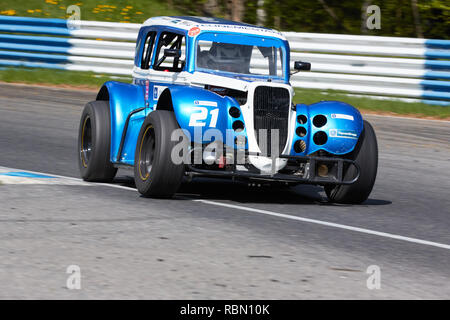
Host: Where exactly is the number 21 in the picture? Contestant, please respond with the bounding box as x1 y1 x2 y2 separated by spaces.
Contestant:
189 107 219 127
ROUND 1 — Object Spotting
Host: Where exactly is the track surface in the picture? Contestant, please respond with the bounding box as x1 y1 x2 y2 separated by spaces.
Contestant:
0 83 449 299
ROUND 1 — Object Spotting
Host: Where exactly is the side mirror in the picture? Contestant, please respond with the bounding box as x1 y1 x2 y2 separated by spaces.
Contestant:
294 61 311 71
164 49 181 58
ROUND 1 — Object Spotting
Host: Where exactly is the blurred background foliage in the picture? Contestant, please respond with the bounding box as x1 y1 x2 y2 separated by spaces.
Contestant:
0 0 448 38
178 0 449 39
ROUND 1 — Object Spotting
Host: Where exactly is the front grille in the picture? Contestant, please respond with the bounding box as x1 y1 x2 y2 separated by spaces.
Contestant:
253 86 290 157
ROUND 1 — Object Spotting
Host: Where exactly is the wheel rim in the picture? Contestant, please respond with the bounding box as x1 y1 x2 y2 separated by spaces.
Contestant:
80 116 92 168
138 125 155 181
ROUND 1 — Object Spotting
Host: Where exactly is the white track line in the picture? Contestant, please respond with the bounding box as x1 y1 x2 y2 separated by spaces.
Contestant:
1 166 450 250
193 199 450 250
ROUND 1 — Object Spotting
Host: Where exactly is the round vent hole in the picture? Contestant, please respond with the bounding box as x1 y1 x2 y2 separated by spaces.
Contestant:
232 120 245 132
229 107 241 118
313 131 328 145
294 140 307 153
297 115 307 124
313 115 327 128
296 127 307 137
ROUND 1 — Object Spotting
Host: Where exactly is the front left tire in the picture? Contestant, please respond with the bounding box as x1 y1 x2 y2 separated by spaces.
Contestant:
324 120 378 204
134 110 185 198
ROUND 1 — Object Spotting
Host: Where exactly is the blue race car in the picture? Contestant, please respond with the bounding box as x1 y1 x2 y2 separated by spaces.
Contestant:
77 16 378 203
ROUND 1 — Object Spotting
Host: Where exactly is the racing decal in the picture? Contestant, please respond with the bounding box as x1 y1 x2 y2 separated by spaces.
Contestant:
179 21 195 27
144 80 150 106
329 129 358 139
143 17 285 39
188 27 201 37
331 113 354 121
195 17 218 22
209 108 219 127
194 100 218 107
189 107 219 127
153 85 167 100
196 23 283 36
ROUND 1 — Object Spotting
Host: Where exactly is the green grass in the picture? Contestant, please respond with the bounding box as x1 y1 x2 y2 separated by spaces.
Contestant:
0 67 448 119
294 88 450 119
0 67 127 88
0 0 181 23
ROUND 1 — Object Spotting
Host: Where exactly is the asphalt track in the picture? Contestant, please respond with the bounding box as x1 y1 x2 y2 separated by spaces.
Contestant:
0 83 449 299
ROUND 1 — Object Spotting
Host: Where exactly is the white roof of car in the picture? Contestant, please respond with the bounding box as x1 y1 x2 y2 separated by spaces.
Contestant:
142 16 286 40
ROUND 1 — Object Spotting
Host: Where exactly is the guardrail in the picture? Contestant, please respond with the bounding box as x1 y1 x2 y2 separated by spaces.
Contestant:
1 15 449 106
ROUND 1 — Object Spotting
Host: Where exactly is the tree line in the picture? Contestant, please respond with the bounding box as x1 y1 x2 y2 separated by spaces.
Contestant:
173 0 449 39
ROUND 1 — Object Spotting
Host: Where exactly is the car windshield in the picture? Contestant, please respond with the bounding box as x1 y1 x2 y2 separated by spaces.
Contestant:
195 33 284 80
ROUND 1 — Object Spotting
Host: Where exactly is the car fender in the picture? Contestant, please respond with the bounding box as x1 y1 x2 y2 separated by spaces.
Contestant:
97 81 146 162
292 101 363 155
160 86 248 147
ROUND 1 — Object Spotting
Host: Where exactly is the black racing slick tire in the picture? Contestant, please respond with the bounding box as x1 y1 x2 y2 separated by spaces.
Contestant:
78 100 117 182
325 120 378 204
134 110 185 198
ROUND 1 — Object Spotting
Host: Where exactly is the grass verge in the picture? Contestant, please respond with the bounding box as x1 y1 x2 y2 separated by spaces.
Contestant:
0 67 448 119
0 67 125 90
293 88 450 120
0 0 180 23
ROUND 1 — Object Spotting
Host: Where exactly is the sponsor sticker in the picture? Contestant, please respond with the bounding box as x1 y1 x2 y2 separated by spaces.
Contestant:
144 80 149 105
331 113 354 121
188 27 201 37
329 129 358 139
153 85 167 100
194 100 218 107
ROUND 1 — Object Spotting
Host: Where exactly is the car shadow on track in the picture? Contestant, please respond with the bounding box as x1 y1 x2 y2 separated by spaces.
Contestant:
178 178 325 205
178 178 391 206
112 175 391 206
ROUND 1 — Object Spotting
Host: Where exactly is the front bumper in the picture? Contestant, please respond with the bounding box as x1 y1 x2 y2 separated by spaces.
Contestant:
186 153 360 185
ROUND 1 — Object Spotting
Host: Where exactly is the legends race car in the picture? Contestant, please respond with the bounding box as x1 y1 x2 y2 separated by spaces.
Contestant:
77 16 378 203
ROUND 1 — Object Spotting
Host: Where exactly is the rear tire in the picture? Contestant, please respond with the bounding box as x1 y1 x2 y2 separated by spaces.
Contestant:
325 120 378 204
78 101 117 182
134 110 185 198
